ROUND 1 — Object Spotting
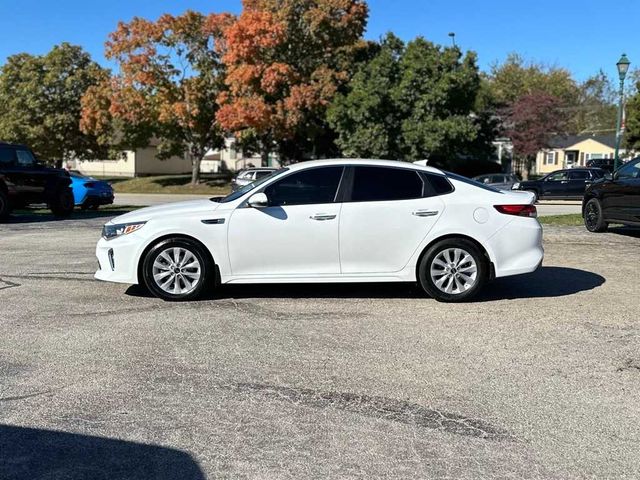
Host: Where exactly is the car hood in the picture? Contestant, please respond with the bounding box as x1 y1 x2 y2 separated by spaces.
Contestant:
107 199 221 224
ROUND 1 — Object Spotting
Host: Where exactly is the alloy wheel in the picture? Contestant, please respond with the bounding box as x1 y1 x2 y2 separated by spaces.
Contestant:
152 247 202 295
585 201 599 230
429 248 478 295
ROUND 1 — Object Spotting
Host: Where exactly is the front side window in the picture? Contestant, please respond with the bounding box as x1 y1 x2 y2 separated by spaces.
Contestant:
351 166 423 202
617 159 640 180
16 149 36 167
546 172 568 182
264 167 344 206
0 147 16 166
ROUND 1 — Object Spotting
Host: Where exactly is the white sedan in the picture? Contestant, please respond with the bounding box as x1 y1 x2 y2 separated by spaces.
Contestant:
95 159 543 302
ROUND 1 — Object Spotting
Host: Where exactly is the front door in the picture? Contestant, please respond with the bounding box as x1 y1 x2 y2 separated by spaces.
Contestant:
339 166 445 274
603 159 640 223
567 170 591 198
227 166 345 277
541 171 569 198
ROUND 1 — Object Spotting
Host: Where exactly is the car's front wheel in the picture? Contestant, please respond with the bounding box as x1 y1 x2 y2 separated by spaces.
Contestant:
142 238 213 301
418 238 488 303
584 198 608 233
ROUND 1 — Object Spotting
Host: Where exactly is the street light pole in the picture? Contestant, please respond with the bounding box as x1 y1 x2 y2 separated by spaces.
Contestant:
614 54 631 171
448 32 456 48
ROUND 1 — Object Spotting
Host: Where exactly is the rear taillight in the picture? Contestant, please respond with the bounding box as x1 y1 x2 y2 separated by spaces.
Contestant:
494 204 537 218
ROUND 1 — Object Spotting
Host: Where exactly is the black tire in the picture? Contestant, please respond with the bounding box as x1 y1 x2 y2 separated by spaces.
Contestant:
584 198 608 233
0 188 11 221
418 238 489 303
142 237 213 301
50 187 74 218
525 189 539 203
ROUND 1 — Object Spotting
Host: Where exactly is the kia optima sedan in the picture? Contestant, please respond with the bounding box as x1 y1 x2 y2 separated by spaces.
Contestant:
95 160 543 302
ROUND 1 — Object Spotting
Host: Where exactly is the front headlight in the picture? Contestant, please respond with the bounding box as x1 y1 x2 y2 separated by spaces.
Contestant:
102 222 146 240
512 182 521 190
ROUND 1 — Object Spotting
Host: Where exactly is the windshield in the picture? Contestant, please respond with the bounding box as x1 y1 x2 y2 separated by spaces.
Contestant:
217 168 289 203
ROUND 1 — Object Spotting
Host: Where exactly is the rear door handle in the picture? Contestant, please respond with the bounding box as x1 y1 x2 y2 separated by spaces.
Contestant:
310 213 337 221
413 210 439 217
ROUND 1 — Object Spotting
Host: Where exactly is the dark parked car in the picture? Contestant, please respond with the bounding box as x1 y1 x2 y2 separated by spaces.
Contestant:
586 158 615 173
473 173 520 190
511 168 605 201
0 142 74 221
231 168 278 191
583 157 640 232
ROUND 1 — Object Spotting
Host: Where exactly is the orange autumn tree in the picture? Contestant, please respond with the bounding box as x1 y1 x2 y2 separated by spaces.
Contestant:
217 0 369 164
81 11 234 184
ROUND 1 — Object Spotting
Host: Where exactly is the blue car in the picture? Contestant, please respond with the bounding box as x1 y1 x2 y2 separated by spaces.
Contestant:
69 171 114 210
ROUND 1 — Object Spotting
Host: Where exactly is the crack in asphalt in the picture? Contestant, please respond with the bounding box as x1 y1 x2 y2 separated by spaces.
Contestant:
225 382 514 441
0 385 67 403
0 272 95 283
617 359 640 373
0 278 21 291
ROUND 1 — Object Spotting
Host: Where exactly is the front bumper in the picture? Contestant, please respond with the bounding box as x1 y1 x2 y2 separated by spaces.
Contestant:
95 236 141 285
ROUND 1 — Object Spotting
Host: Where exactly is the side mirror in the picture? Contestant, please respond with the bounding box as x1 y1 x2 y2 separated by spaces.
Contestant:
247 192 269 208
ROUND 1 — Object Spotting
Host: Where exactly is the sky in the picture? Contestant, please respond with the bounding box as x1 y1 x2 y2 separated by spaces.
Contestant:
0 0 638 81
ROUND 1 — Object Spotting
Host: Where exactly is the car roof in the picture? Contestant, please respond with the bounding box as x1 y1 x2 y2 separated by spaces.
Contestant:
285 158 445 175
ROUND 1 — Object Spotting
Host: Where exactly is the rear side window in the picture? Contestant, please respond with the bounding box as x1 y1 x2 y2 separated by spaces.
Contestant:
568 170 589 180
351 166 423 202
0 147 16 166
265 167 344 206
425 173 454 195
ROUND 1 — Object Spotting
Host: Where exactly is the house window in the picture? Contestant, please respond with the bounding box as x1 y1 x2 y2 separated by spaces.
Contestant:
545 152 557 165
586 153 604 161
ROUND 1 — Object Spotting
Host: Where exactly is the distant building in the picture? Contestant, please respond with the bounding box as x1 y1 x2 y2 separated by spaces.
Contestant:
535 133 627 174
73 137 280 177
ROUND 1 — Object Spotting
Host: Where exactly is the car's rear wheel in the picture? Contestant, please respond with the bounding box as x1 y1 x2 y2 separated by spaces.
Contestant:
50 187 74 218
142 238 213 301
584 198 608 233
0 189 11 221
418 238 488 303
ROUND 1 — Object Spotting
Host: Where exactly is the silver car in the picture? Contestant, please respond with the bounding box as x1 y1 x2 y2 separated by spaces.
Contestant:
231 168 278 192
473 173 520 190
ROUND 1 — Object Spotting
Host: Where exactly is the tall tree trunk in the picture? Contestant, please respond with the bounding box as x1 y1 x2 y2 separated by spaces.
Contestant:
191 155 202 185
260 149 269 168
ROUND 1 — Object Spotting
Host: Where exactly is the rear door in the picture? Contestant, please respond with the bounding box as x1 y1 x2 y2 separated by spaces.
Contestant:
339 166 445 274
567 170 591 198
604 159 640 223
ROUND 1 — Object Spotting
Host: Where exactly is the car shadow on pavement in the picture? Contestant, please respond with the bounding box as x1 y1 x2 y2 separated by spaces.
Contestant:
477 266 605 301
608 226 640 239
126 266 605 302
0 424 205 480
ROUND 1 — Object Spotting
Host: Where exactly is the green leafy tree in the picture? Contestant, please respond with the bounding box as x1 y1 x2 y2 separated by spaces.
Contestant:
328 34 490 163
487 53 579 107
0 43 108 167
624 79 640 151
573 70 617 135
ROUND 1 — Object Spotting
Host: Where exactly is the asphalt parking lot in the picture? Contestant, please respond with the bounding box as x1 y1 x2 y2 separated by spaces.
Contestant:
1 212 640 479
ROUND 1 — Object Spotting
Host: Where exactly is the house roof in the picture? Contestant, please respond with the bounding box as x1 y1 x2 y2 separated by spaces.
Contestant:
548 133 617 150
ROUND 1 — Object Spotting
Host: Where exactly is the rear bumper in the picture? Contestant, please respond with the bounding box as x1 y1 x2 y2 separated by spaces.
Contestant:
81 192 114 206
488 219 544 278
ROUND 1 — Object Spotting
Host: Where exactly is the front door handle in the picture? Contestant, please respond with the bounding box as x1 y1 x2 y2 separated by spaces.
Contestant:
310 214 337 221
413 210 439 217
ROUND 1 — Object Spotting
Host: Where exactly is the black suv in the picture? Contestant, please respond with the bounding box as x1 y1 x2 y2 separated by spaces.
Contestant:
586 158 615 173
583 157 640 232
511 168 605 201
0 142 74 221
